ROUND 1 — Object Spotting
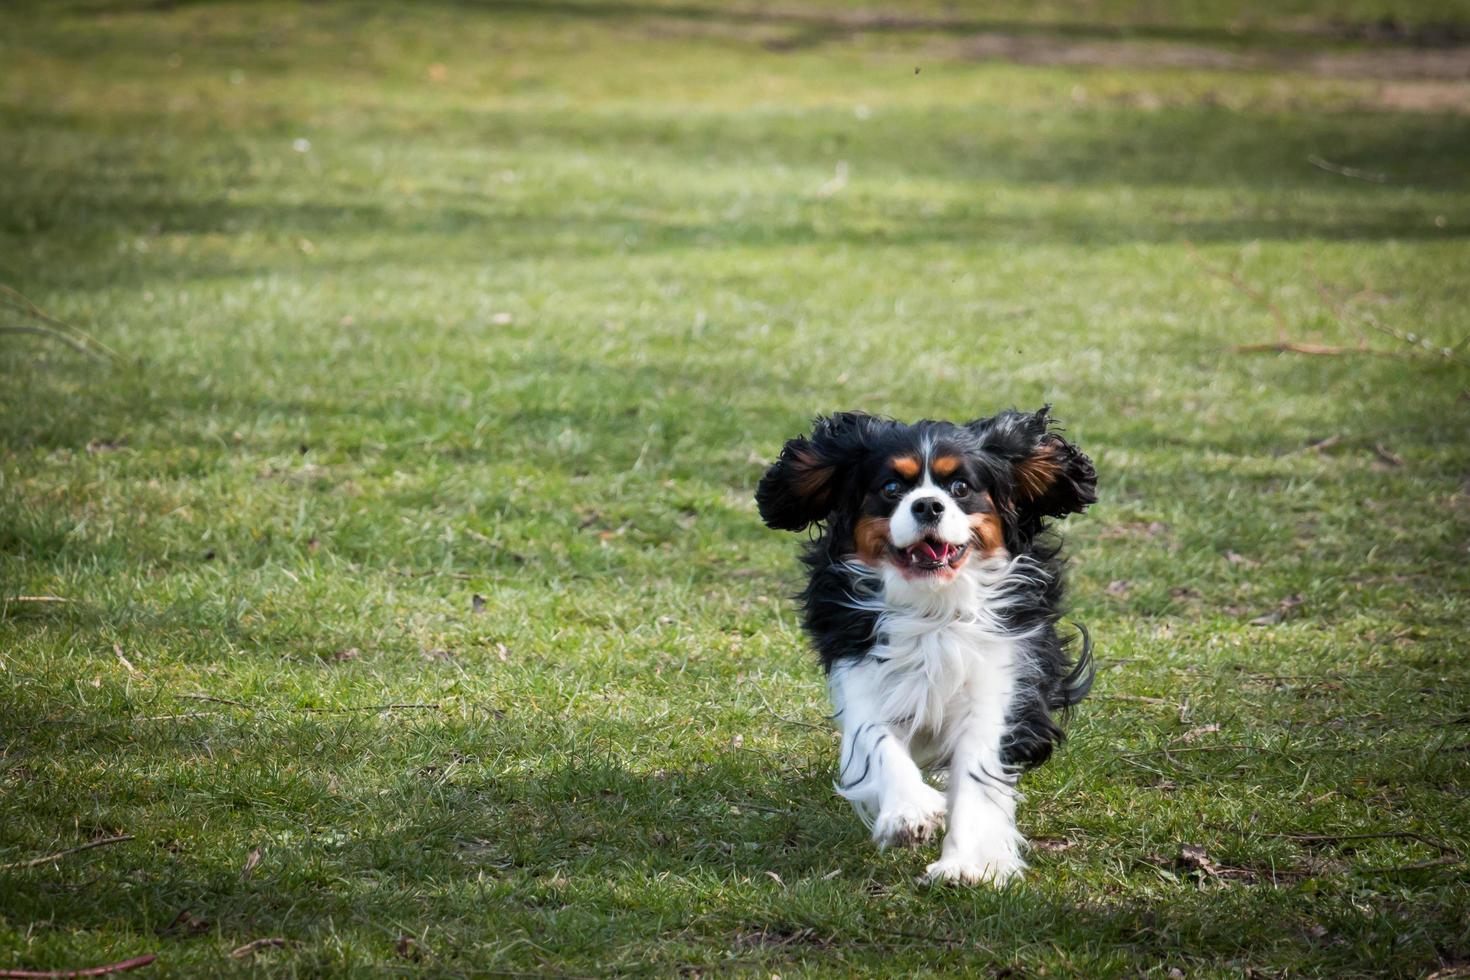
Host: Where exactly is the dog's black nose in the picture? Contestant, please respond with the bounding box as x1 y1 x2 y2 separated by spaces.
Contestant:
910 497 945 523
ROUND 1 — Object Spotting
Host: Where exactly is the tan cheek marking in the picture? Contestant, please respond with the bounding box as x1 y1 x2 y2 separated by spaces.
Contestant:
969 509 1007 558
853 515 891 564
891 456 920 479
930 455 962 480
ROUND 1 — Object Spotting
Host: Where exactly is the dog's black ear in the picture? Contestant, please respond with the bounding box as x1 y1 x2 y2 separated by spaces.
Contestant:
756 412 882 532
968 405 1096 522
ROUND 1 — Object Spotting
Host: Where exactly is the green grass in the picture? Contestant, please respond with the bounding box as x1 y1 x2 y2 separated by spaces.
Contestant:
3 1 1470 976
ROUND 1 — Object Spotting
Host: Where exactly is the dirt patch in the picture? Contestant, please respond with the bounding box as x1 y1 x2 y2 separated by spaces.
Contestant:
954 33 1470 82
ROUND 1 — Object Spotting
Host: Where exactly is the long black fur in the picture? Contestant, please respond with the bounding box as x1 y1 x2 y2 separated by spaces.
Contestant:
757 407 1097 770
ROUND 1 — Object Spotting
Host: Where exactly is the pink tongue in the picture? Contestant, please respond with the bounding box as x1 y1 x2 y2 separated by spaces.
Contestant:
916 541 946 562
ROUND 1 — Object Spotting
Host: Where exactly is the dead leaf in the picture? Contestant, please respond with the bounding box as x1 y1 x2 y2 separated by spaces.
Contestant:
113 644 139 675
1105 579 1130 597
1249 594 1304 626
1177 844 1224 878
86 437 126 453
1306 434 1343 453
495 642 509 662
1177 724 1221 743
729 734 745 749
395 936 424 961
471 594 486 615
422 648 454 662
240 847 261 878
489 312 513 326
1224 551 1260 568
764 870 785 887
1030 837 1075 853
427 63 448 82
160 908 211 937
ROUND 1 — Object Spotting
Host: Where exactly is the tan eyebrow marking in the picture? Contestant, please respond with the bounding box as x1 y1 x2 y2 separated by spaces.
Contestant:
930 455 962 479
891 456 920 479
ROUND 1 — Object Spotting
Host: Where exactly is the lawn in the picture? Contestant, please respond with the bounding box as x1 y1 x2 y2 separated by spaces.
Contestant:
2 1 1469 976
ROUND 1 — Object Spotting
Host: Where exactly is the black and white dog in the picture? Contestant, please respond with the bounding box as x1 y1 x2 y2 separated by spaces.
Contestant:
756 407 1096 884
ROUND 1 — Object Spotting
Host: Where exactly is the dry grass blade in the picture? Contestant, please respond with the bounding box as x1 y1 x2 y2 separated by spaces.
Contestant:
1 835 134 871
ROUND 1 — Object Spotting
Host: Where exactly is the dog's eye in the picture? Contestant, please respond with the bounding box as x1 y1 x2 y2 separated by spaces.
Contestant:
881 480 903 500
949 480 971 499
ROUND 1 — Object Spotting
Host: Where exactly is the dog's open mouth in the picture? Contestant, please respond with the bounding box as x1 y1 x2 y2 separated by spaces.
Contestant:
892 536 969 574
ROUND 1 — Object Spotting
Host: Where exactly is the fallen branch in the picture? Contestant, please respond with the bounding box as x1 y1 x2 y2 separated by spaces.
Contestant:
0 286 119 361
1312 265 1462 362
0 956 157 978
5 596 69 603
1185 240 1289 342
0 324 101 359
1 835 134 871
1230 341 1407 357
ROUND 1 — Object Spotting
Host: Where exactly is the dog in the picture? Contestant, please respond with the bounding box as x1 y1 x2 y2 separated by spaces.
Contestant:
756 407 1096 884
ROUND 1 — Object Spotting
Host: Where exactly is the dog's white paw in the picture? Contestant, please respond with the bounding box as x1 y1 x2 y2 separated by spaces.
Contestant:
871 788 947 849
921 850 1024 886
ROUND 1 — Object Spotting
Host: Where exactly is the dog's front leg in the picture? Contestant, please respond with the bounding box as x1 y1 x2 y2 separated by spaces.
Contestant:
829 659 946 849
924 681 1025 885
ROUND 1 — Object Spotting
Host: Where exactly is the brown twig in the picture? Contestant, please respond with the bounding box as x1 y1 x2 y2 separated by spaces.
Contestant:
1185 240 1289 343
1354 856 1462 875
0 324 101 358
0 285 119 361
298 702 442 714
1205 824 1461 856
1230 341 1404 357
1117 744 1257 758
5 595 69 603
230 938 290 958
177 694 245 707
0 956 157 978
1312 264 1461 361
1307 154 1389 183
1 835 134 871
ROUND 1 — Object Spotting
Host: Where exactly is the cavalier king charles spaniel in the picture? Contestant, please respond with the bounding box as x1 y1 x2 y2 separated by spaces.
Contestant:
756 407 1096 885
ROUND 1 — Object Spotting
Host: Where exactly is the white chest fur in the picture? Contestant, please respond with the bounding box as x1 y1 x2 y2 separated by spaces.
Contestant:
837 557 1034 766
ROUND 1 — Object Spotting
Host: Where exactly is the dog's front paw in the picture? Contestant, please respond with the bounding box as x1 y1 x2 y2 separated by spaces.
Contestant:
921 851 1024 886
872 788 947 850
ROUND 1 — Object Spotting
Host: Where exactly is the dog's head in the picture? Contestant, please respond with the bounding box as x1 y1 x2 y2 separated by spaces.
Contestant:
756 407 1096 582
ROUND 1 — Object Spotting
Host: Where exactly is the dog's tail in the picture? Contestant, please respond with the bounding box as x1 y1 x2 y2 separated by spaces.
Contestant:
1051 621 1095 710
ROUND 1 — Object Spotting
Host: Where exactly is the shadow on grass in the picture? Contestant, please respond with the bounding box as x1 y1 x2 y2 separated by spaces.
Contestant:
76 0 1470 50
0 712 1460 973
